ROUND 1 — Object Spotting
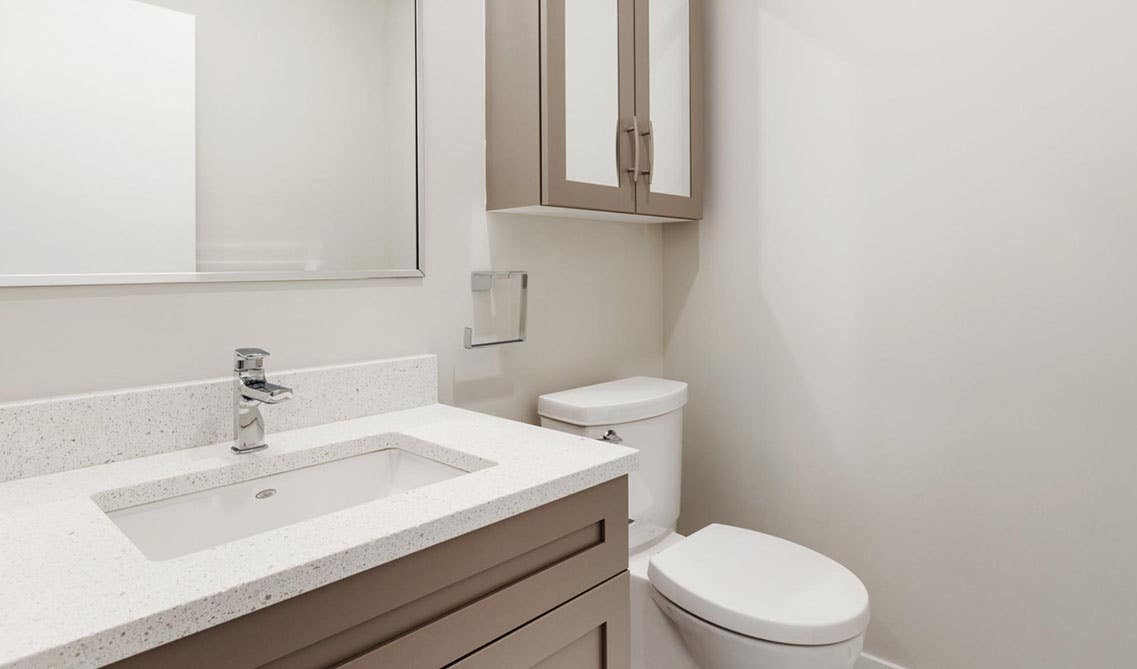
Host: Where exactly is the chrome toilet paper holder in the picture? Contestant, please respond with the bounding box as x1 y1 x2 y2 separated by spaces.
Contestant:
463 271 528 349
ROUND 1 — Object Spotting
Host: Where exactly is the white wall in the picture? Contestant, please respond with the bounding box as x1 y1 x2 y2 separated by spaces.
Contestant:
0 0 196 274
0 1 663 425
664 1 1137 668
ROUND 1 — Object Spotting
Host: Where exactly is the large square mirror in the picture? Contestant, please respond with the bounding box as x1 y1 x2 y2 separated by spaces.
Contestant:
0 0 421 286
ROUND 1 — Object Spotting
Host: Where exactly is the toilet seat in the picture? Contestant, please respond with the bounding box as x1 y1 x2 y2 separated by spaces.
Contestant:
647 524 870 646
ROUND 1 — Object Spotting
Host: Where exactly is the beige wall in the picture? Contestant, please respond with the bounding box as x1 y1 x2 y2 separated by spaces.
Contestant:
665 1 1137 668
0 0 663 422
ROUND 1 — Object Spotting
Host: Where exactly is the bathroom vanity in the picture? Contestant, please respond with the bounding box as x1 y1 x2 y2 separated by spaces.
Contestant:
0 355 637 669
110 478 629 669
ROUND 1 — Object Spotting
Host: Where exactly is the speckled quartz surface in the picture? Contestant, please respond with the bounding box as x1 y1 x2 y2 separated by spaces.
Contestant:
0 355 438 482
0 400 636 668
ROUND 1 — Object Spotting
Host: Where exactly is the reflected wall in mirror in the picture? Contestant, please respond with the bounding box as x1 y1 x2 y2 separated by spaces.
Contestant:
0 0 420 285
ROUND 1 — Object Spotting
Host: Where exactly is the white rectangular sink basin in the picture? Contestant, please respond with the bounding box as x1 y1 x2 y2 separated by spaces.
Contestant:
106 448 468 560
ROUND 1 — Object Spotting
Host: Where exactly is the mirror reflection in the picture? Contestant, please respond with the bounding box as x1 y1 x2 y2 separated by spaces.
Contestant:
0 0 418 281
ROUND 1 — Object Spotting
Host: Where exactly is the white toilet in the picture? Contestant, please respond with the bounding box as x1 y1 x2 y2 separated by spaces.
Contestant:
539 377 870 669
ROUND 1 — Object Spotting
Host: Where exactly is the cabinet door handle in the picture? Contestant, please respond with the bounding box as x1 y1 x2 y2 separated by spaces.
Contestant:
622 117 641 185
640 120 654 187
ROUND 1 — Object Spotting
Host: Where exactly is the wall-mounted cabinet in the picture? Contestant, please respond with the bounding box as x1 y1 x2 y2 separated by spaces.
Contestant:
487 0 703 223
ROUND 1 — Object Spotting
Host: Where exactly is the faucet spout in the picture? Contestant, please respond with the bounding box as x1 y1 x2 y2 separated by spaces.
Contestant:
239 379 293 404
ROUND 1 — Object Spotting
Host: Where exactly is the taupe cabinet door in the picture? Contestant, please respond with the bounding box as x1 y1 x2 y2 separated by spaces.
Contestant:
542 0 638 214
633 0 703 219
448 573 631 669
486 0 702 221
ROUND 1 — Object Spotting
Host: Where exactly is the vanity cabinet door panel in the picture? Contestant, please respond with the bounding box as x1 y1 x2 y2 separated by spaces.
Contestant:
541 0 638 213
633 0 703 219
446 573 630 669
330 536 626 669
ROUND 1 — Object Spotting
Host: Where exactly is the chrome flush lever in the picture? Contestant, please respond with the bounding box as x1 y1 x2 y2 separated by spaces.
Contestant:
599 429 624 444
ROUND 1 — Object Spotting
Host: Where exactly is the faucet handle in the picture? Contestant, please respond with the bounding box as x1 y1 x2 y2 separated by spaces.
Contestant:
235 348 270 372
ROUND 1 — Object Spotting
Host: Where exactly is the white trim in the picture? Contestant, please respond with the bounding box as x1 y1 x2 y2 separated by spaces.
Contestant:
857 652 909 669
493 204 693 224
0 268 423 287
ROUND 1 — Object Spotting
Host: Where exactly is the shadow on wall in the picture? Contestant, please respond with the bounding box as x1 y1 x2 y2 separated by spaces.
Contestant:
667 0 1137 667
661 220 699 347
662 0 913 665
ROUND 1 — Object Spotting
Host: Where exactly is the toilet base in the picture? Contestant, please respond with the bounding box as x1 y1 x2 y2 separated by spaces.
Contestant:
630 533 701 669
630 532 863 669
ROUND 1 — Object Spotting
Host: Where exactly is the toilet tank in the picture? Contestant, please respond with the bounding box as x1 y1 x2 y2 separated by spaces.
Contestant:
538 377 688 531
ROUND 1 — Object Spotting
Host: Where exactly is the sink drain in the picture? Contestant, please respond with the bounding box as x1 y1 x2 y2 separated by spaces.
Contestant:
255 488 277 500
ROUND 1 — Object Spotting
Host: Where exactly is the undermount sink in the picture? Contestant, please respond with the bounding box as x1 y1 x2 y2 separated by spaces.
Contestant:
105 447 470 561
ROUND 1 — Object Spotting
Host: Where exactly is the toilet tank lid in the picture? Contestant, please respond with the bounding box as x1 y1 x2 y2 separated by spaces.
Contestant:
537 377 688 426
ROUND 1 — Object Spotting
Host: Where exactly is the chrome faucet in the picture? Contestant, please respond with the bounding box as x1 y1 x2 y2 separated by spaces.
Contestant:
233 348 293 453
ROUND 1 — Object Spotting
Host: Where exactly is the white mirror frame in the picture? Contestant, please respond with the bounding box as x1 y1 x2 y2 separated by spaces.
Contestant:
0 0 424 287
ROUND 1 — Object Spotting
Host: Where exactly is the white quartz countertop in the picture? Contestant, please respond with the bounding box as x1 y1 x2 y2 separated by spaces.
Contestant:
0 404 637 669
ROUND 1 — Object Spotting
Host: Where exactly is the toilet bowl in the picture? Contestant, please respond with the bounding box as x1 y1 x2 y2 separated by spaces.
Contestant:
626 526 867 669
647 524 867 668
538 378 870 669
649 586 864 669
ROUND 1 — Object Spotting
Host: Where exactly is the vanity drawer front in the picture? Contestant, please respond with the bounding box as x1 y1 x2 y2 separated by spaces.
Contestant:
334 573 630 669
340 572 630 669
444 572 630 669
108 476 628 669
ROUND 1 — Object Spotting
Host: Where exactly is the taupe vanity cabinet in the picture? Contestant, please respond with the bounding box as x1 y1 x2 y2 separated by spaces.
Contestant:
487 0 703 223
108 478 629 669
